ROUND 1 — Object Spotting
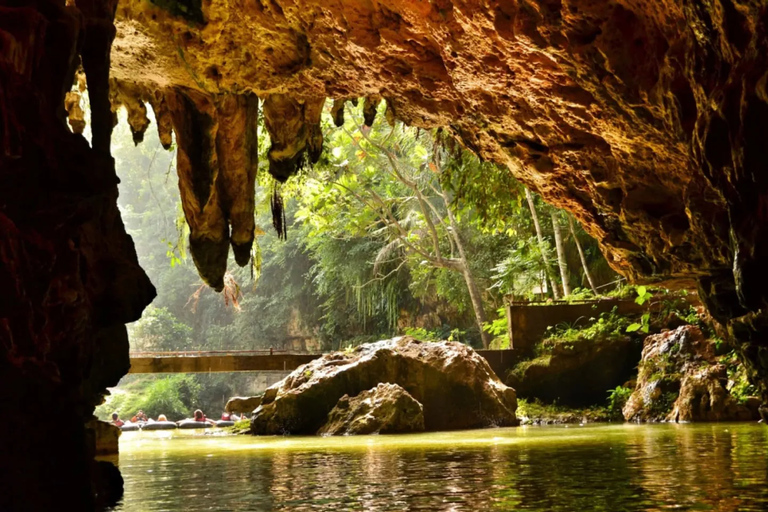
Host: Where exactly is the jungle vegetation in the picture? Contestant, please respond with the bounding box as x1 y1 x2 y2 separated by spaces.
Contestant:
96 100 620 420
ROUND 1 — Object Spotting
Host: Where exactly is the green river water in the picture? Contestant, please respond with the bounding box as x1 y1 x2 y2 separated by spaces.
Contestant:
113 423 768 511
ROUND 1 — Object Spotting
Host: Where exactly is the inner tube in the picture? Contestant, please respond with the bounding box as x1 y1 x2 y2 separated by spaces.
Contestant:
215 420 235 427
177 420 213 429
142 421 178 431
120 423 140 432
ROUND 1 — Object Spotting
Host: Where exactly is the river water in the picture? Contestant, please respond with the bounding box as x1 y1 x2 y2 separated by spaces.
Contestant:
113 423 768 511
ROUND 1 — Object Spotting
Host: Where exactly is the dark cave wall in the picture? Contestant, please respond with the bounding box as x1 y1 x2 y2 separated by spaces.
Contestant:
0 0 155 509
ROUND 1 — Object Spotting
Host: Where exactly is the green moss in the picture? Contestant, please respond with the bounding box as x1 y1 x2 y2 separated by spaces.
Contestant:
509 355 551 380
223 418 252 435
606 385 632 419
516 398 614 424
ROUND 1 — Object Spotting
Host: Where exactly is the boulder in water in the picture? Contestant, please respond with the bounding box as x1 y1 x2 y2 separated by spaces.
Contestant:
251 337 518 435
318 383 425 436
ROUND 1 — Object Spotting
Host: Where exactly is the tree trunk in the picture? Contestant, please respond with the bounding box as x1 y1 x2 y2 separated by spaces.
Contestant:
441 191 492 348
525 188 560 299
568 216 599 294
551 210 571 297
462 267 492 349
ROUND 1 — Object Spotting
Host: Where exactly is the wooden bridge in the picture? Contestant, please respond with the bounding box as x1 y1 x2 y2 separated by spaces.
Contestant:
128 349 519 377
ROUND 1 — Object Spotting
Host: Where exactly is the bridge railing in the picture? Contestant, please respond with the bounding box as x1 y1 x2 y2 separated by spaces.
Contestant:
129 349 321 357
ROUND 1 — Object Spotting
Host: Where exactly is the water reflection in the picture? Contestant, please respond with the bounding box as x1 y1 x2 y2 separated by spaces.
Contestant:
115 424 768 511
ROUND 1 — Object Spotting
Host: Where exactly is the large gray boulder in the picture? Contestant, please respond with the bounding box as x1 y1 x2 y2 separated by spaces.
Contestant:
251 337 518 435
318 383 425 435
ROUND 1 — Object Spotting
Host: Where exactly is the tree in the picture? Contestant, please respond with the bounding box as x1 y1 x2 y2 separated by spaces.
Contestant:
568 215 599 294
296 116 495 347
525 188 560 299
551 210 571 297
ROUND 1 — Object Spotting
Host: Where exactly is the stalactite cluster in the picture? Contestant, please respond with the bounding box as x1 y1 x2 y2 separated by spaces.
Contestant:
97 79 391 284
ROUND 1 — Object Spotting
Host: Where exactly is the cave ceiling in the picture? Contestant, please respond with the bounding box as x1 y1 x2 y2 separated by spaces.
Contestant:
105 0 768 301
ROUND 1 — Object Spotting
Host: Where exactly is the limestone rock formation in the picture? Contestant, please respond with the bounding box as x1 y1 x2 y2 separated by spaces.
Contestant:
623 326 755 422
6 0 768 505
317 383 425 436
225 395 263 416
251 337 518 435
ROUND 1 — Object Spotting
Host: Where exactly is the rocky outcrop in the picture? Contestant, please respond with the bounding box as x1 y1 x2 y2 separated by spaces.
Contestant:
508 334 641 407
317 383 425 436
225 395 262 416
251 337 518 435
86 419 121 456
623 326 755 422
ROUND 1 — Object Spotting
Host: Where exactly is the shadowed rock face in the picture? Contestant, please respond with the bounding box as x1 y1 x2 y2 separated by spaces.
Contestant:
1 0 155 507
251 337 518 435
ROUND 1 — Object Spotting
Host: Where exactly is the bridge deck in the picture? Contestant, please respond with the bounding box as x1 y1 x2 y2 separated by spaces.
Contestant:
128 352 319 374
128 349 520 376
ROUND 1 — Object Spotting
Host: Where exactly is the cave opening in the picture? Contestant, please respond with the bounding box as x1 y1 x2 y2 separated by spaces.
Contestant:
3 0 768 509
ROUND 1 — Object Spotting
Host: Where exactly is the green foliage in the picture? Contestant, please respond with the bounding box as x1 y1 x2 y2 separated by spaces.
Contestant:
515 398 614 424
96 375 201 421
721 351 758 404
544 308 632 346
606 386 633 419
633 286 653 305
404 326 467 343
483 306 510 349
129 306 193 351
626 313 651 334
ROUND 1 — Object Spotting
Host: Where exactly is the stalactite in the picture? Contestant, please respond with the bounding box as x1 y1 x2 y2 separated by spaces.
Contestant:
110 80 151 144
148 91 174 149
167 88 228 291
363 96 381 127
385 99 397 127
271 184 287 240
263 94 306 183
331 98 346 127
65 91 86 134
263 94 326 183
305 97 325 164
215 93 255 267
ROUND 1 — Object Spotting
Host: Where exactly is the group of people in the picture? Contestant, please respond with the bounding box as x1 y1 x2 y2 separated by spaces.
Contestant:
111 409 241 426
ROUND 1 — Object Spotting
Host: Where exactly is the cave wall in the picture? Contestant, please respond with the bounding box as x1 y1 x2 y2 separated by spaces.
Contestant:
0 0 155 508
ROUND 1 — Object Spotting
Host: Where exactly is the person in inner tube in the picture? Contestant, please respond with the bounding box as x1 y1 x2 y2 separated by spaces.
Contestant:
111 412 124 427
131 410 148 423
193 409 216 424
